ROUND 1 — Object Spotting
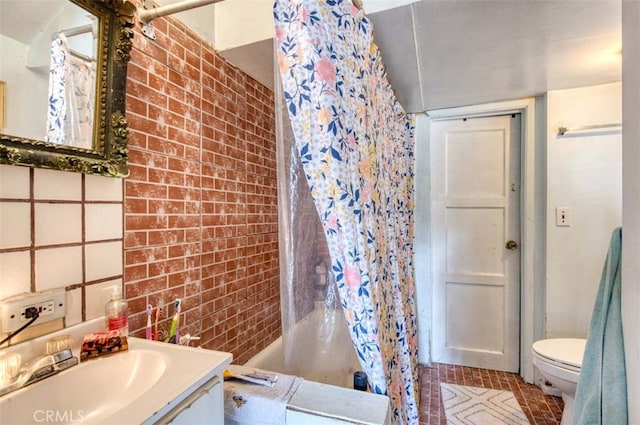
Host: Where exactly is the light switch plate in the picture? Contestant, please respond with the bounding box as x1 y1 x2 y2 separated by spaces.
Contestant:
556 207 571 227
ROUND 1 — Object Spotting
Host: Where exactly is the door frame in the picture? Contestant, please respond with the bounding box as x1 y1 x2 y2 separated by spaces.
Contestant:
427 97 540 383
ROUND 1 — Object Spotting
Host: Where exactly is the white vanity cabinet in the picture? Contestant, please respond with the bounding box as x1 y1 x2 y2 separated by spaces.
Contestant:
153 374 224 425
0 320 232 425
130 339 232 425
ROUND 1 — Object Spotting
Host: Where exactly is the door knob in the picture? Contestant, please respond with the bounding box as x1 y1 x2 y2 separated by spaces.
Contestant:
505 240 518 250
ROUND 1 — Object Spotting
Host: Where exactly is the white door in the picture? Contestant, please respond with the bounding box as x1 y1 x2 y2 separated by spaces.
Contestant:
431 114 521 373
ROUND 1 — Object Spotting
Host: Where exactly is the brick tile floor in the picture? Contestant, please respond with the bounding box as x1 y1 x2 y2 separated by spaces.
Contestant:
419 363 564 424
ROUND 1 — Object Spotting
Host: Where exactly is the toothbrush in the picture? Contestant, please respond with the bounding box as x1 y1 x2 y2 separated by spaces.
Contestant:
146 304 153 340
169 299 181 344
174 299 181 344
153 307 160 341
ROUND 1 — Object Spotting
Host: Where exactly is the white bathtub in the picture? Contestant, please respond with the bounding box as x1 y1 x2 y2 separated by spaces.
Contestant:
244 336 285 372
245 303 362 389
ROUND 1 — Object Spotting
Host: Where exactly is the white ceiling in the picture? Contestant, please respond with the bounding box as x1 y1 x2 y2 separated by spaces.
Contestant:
2 0 621 114
216 0 621 113
0 1 66 44
369 0 622 112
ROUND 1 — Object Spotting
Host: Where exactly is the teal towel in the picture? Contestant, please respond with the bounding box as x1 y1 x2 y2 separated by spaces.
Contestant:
573 227 627 425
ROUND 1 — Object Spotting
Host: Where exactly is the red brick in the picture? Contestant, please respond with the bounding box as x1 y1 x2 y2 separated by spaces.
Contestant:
124 12 279 363
148 229 185 246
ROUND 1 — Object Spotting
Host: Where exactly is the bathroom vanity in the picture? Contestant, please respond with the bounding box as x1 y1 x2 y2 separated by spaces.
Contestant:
0 319 232 424
136 338 232 425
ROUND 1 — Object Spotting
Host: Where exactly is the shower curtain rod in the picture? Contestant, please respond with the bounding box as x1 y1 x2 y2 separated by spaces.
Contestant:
54 23 94 40
138 0 223 24
557 123 622 136
68 49 95 63
138 0 223 39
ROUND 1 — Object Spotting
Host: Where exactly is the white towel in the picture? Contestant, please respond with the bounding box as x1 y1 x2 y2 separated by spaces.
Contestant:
224 365 303 425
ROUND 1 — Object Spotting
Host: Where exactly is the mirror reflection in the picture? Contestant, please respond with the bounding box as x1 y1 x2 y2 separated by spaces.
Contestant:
0 0 135 177
1 0 98 150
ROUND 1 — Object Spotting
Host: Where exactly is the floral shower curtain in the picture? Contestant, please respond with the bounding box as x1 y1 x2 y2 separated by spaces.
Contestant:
274 0 419 423
45 34 95 148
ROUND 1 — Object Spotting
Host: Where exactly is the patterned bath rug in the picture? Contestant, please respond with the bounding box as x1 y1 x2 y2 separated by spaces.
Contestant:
440 383 530 425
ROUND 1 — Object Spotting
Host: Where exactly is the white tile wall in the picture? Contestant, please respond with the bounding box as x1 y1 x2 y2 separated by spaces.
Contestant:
33 169 82 201
0 202 31 248
35 246 83 290
1 165 124 342
34 203 82 246
85 204 123 241
85 175 123 201
65 287 83 327
85 279 122 321
0 165 30 198
86 241 123 281
0 251 31 298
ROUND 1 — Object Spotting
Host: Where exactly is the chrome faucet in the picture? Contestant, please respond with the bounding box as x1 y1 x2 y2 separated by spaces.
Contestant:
0 349 78 397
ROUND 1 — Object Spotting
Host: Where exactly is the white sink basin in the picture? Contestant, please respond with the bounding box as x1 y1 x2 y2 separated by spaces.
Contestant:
0 348 166 424
0 338 232 424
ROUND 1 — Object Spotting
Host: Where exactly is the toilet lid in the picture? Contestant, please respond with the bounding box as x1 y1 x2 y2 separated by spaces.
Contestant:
532 338 586 369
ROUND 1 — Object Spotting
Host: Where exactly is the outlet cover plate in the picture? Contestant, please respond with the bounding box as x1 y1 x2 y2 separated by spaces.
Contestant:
1 290 66 333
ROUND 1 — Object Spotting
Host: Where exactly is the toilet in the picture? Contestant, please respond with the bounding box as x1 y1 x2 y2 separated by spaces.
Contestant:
532 338 586 425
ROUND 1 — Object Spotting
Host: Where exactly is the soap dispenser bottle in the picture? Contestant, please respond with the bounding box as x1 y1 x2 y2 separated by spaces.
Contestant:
105 288 128 337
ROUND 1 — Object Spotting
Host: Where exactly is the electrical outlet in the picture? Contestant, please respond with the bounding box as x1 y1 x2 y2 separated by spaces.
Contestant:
556 207 571 227
1 290 66 333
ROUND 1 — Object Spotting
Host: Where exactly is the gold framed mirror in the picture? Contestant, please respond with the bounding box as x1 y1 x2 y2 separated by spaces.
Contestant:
0 0 135 177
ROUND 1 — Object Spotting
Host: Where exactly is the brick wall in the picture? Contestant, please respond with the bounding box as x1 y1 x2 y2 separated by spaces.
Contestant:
123 16 279 364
